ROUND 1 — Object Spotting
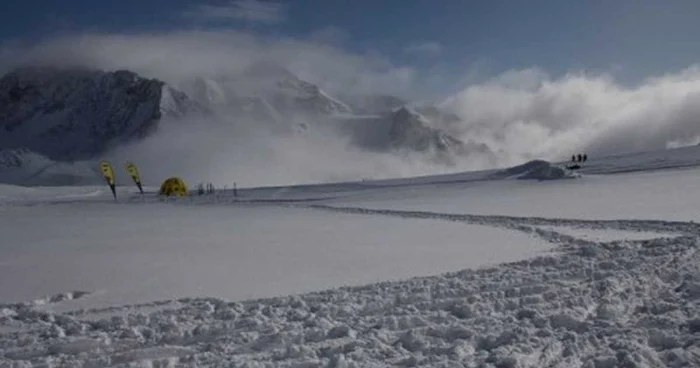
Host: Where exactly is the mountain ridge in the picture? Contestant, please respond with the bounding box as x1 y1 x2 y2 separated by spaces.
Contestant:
0 65 471 185
0 66 198 161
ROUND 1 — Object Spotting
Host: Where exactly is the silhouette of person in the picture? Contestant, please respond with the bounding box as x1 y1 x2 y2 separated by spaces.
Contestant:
577 154 582 162
583 154 587 162
572 155 576 162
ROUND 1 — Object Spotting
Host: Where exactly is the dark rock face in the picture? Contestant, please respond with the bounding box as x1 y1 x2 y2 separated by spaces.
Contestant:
0 67 174 160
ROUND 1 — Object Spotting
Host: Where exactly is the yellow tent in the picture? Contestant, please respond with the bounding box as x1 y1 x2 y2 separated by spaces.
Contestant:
159 177 188 196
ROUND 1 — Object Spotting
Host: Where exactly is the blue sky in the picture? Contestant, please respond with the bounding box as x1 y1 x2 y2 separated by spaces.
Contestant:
3 0 700 91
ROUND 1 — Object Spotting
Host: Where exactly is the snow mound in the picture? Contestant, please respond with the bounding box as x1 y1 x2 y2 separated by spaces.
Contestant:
494 159 577 180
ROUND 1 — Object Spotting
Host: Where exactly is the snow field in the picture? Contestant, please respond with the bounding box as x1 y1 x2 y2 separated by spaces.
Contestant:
1 204 698 367
0 202 551 310
3 151 700 366
324 167 700 222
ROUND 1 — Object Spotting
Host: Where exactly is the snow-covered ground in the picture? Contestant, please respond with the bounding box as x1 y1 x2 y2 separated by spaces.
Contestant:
322 167 700 222
2 147 700 367
0 203 549 310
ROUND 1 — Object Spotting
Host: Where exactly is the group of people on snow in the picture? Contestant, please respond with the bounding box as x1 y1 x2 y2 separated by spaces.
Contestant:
571 153 588 163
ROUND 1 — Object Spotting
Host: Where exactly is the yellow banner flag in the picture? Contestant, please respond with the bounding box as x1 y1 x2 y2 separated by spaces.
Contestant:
99 160 115 185
99 160 117 199
124 161 144 194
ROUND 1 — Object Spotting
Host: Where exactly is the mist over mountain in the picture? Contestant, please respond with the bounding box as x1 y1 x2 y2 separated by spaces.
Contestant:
0 64 473 187
4 31 700 187
337 94 407 115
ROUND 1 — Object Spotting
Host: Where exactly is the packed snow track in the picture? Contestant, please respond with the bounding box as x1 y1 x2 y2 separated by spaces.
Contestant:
2 201 699 367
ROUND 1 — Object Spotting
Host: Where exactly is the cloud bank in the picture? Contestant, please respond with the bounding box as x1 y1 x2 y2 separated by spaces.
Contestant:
0 30 416 98
105 113 438 188
440 67 700 165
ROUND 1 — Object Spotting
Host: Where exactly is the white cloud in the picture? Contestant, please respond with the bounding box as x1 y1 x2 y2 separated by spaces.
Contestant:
440 66 700 165
0 30 416 97
184 0 286 24
106 114 438 187
403 41 443 58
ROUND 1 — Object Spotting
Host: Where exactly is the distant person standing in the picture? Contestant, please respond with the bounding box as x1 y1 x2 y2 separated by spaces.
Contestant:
577 154 582 162
583 154 588 162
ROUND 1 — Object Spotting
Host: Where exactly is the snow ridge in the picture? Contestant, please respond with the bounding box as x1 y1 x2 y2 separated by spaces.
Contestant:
492 159 578 180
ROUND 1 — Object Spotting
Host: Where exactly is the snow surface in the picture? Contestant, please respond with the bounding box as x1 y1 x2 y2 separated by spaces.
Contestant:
490 159 576 180
0 202 550 309
532 225 680 243
2 146 700 366
324 167 700 222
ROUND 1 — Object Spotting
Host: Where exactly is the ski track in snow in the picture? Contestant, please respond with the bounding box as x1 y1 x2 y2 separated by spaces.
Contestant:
2 202 700 367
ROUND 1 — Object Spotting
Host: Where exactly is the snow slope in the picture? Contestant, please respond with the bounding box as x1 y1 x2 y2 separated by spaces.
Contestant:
177 64 352 123
2 146 700 366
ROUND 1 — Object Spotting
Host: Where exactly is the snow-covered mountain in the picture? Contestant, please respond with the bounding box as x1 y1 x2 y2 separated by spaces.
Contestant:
415 105 462 129
179 64 351 124
336 106 478 164
338 93 407 115
388 107 464 154
0 67 199 161
0 65 478 185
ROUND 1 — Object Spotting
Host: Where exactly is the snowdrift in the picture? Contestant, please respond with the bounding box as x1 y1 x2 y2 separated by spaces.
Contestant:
492 159 577 180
